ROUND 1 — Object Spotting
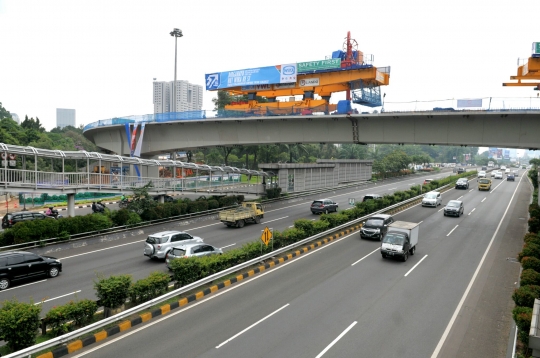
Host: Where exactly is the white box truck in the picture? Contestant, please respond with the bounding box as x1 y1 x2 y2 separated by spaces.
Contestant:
380 221 419 262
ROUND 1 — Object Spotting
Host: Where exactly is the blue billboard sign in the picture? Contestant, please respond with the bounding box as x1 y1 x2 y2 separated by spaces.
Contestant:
504 149 510 160
205 63 297 90
488 147 497 159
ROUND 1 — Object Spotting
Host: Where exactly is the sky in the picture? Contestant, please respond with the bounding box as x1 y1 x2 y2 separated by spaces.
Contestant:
1 0 539 143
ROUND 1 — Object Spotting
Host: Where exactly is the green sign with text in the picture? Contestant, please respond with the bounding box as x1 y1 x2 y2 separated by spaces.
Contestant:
298 59 341 73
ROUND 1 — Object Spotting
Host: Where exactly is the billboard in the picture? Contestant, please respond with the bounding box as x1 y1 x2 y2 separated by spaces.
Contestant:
504 149 510 160
205 63 297 90
497 149 503 159
489 147 497 159
297 58 341 73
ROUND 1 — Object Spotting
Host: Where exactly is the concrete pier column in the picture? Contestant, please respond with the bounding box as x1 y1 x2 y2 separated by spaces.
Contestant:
67 193 75 217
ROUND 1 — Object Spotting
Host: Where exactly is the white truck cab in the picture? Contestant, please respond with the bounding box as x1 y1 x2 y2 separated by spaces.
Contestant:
381 221 420 262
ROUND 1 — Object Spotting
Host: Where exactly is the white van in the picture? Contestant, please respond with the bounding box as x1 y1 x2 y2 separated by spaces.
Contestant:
421 191 442 207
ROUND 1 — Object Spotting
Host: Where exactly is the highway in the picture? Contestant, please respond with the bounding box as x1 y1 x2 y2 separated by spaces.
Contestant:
58 168 528 358
0 169 459 313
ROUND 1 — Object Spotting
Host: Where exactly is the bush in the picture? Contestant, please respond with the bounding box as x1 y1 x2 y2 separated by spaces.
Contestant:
170 257 204 287
520 269 540 286
513 306 533 346
94 274 132 309
44 299 98 336
207 199 219 210
0 299 41 351
112 209 131 226
294 219 316 237
529 217 540 234
518 242 540 262
266 187 282 199
128 271 170 304
512 285 540 308
524 233 540 246
522 256 540 272
321 213 351 229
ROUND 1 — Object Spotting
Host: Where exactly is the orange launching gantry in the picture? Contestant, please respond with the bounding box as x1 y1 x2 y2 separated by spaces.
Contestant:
210 32 390 115
503 42 540 90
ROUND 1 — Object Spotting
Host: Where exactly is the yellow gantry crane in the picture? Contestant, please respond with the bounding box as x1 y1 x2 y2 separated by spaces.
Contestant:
503 42 540 90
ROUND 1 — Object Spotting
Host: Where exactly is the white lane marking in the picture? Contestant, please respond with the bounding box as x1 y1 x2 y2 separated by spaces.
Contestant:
468 208 476 216
315 321 357 358
388 188 397 191
0 279 47 293
469 189 473 193
404 255 428 277
351 248 379 266
220 243 236 249
264 216 288 224
431 170 525 357
438 208 444 212
35 290 82 305
447 225 459 237
289 225 294 228
457 196 463 200
481 198 486 202
490 179 505 193
72 231 358 357
418 221 423 224
215 303 290 348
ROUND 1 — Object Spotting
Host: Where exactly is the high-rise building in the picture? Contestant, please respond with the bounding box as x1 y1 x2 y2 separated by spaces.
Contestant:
153 80 203 114
56 108 76 129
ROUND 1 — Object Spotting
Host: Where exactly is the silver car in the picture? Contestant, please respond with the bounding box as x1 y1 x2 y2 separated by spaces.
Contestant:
422 191 442 207
144 231 203 260
166 243 223 269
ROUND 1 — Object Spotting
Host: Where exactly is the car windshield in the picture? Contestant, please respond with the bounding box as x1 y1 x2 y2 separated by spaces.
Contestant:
425 193 437 199
383 233 405 245
479 179 490 184
457 179 466 183
146 237 162 244
365 219 384 226
447 202 460 207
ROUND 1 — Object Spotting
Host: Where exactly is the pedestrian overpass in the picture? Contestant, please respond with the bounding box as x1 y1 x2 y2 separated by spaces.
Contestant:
83 109 540 157
0 143 268 217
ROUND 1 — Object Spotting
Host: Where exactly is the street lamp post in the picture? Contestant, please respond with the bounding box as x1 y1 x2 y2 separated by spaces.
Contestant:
169 28 183 114
381 93 386 113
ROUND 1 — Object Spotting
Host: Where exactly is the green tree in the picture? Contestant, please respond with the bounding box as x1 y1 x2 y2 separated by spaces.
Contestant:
0 102 12 121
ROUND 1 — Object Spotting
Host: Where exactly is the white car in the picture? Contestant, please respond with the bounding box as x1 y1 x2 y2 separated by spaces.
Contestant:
144 231 204 260
422 191 442 207
505 168 511 174
478 171 486 178
494 171 503 179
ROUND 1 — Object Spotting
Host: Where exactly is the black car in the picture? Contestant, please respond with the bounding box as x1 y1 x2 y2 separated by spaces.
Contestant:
455 178 469 189
507 173 515 181
457 168 465 174
310 199 338 214
360 214 394 241
0 251 62 290
481 166 487 170
444 200 464 217
153 195 175 203
1 211 55 229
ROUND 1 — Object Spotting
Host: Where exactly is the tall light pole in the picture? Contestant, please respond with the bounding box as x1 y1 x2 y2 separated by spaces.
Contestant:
170 28 183 114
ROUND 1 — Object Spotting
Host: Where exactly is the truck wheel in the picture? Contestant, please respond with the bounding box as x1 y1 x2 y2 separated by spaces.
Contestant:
255 216 261 224
410 246 415 255
236 220 245 228
403 252 408 262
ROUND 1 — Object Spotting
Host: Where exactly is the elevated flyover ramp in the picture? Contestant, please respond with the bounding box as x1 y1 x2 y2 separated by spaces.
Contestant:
84 110 540 157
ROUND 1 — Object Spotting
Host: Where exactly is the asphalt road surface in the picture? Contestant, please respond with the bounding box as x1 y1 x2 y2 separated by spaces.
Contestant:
62 169 528 358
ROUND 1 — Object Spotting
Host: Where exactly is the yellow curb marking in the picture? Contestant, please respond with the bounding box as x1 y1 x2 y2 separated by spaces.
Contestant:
161 305 170 315
140 312 152 322
36 352 54 358
210 285 218 293
195 291 204 300
119 320 131 332
95 330 108 342
67 340 83 353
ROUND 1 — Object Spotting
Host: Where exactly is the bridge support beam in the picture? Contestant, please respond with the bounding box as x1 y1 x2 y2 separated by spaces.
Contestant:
67 193 75 217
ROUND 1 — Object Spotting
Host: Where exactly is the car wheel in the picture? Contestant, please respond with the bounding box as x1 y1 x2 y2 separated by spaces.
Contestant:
48 267 59 278
403 251 408 262
311 211 316 215
444 212 446 216
0 278 9 290
382 253 386 259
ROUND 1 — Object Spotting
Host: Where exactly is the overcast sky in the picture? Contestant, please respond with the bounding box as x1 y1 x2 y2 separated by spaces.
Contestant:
1 0 539 133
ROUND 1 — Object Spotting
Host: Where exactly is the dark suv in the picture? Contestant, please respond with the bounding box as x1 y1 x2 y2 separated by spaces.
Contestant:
0 251 62 290
1 211 55 229
310 199 338 215
360 214 394 240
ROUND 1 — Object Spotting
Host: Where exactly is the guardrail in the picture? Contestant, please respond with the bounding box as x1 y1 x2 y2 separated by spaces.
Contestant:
6 189 438 358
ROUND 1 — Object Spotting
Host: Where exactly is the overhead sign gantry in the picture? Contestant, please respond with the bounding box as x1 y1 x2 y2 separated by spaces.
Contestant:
503 42 540 90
